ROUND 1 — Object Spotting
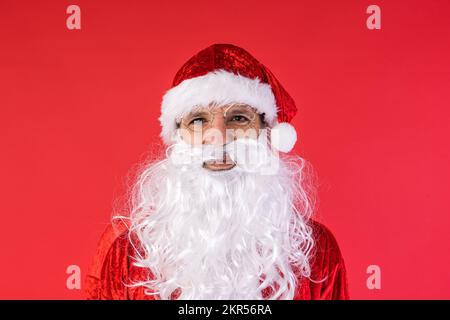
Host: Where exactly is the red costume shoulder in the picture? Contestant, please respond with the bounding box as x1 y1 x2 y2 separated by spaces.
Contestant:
84 219 349 300
298 220 350 300
83 219 145 300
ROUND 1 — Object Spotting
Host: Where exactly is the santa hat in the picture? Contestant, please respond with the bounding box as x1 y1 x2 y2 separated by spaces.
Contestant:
159 43 298 153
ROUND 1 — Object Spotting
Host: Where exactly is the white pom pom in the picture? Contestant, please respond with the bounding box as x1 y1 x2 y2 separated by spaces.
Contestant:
270 122 297 153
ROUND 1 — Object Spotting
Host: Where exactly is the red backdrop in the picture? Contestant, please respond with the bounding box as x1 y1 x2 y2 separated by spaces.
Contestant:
1 0 449 299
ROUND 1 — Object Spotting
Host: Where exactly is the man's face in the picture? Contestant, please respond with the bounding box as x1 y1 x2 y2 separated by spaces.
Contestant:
177 103 265 172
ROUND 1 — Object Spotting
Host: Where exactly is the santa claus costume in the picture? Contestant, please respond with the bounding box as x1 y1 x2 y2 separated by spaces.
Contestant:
84 43 349 300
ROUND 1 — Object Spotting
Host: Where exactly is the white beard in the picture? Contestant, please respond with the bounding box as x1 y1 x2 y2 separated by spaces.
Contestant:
122 135 315 300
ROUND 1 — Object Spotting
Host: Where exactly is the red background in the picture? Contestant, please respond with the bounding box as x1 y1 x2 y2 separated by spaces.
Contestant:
1 0 449 299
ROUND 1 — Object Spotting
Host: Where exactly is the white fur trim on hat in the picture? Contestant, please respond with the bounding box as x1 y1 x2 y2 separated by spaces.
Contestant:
159 69 278 144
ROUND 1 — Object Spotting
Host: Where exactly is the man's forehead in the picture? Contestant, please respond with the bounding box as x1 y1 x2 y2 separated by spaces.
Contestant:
188 102 255 113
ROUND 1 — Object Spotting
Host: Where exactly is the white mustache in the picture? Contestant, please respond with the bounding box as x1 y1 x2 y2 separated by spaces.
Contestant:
167 138 279 174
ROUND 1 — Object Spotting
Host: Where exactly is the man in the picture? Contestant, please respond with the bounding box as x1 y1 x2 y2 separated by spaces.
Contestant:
85 43 349 300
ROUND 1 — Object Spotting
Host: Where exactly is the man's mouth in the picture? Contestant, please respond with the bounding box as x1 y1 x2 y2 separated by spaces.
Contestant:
203 154 236 171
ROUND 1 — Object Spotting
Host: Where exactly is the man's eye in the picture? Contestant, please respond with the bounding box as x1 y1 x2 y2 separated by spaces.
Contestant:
231 115 249 123
189 117 207 125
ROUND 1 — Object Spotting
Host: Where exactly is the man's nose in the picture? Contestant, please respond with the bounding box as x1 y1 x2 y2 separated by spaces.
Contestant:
202 116 231 145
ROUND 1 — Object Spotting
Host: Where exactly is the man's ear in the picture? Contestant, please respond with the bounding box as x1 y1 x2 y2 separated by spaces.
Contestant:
169 128 181 144
259 113 267 128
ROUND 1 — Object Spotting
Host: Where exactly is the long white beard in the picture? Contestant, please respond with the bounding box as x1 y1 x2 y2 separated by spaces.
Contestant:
121 135 316 300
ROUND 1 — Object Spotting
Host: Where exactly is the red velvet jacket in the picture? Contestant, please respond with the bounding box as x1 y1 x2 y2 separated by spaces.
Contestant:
84 219 349 300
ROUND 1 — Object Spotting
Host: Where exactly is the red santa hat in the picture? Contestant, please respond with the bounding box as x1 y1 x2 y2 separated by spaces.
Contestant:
159 43 298 153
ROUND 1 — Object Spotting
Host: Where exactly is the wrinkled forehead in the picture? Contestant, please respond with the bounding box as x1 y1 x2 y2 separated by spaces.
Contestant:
182 102 258 117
